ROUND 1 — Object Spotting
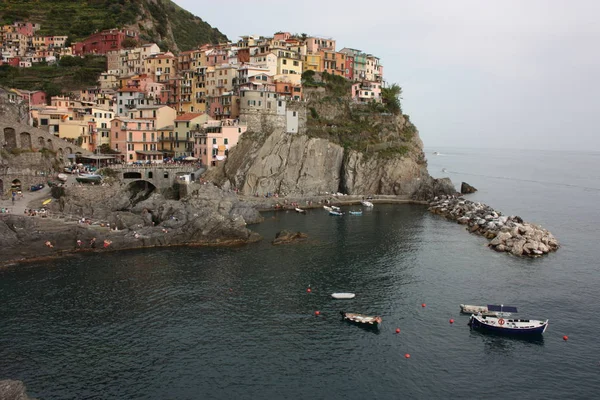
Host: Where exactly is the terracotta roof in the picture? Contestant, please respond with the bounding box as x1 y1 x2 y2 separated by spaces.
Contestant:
174 112 204 121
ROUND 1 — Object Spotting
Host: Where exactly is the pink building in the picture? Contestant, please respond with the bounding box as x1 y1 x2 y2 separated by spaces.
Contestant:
194 120 246 167
306 36 336 54
273 32 291 41
110 117 162 163
8 89 47 105
351 81 383 103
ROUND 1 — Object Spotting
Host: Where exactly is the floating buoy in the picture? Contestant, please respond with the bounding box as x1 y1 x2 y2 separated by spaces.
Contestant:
421 303 426 308
395 328 400 334
315 311 320 316
563 335 569 341
449 319 455 324
307 288 312 293
405 353 411 359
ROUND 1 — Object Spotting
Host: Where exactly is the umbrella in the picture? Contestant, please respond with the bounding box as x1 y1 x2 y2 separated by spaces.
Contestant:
42 199 52 205
184 156 198 161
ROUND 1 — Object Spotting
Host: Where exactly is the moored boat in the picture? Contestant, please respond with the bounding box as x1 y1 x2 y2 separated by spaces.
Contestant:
295 207 306 213
460 304 517 317
57 173 68 182
361 201 374 207
349 210 363 215
323 205 333 212
332 293 355 299
329 210 343 216
340 311 381 329
331 205 341 211
469 313 548 335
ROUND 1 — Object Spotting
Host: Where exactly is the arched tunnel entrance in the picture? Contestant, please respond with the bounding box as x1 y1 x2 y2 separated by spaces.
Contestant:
126 180 157 207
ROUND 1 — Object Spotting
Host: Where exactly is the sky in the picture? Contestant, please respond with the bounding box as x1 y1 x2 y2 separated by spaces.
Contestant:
174 0 599 151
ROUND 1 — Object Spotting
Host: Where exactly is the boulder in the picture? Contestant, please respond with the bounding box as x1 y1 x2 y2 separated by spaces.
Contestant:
460 182 477 194
272 230 308 245
0 379 36 400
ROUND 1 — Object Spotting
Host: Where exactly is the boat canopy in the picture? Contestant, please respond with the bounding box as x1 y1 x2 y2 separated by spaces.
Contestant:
487 305 518 313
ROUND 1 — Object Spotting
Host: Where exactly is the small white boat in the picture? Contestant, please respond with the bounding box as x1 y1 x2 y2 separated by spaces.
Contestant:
329 210 343 216
57 173 68 182
294 207 306 213
323 205 333 212
460 304 517 317
433 151 439 155
331 205 341 211
349 210 362 216
332 293 355 299
361 201 374 207
469 314 548 335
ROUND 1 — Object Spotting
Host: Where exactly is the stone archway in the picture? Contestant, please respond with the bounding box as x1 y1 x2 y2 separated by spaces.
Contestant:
20 132 32 149
57 148 64 159
65 147 73 154
11 179 21 192
123 171 142 179
38 137 45 147
46 139 54 150
4 128 17 150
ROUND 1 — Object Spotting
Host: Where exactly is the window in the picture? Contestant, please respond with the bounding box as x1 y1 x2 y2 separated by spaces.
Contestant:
293 111 297 117
282 59 287 65
224 138 228 145
128 132 132 141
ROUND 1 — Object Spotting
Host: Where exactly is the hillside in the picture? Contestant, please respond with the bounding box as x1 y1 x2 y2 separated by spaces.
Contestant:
0 0 227 52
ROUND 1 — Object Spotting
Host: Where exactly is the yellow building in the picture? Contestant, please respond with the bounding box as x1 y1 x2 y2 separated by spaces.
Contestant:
173 113 209 157
275 49 303 85
303 53 322 73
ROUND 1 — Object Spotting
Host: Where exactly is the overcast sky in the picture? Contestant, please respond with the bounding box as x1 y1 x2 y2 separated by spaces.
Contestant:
174 0 599 151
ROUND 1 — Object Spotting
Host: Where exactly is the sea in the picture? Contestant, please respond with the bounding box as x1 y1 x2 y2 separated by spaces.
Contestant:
1 147 599 399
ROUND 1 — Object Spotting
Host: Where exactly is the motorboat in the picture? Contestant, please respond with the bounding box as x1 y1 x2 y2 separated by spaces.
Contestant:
323 205 333 212
433 151 440 155
332 293 356 299
30 183 44 192
460 304 517 317
340 311 381 329
75 174 102 183
294 207 306 213
331 205 341 211
469 313 548 335
361 201 374 207
329 210 343 216
349 210 363 216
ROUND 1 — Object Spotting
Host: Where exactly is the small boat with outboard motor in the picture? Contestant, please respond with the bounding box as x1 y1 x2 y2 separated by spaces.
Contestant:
340 311 381 329
468 304 548 335
332 293 356 299
460 304 517 317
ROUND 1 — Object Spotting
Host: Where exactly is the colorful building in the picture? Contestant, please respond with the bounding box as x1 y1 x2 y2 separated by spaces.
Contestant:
72 29 138 56
194 120 247 167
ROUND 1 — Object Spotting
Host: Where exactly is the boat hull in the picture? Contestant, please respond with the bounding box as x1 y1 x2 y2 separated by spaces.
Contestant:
469 315 548 335
332 293 356 299
340 312 381 330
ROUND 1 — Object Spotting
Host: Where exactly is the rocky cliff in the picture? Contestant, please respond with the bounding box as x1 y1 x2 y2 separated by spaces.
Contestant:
206 88 455 199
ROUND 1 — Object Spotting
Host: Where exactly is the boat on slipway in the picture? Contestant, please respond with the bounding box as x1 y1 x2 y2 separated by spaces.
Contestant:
76 174 102 183
340 312 381 330
323 205 333 212
294 207 306 213
361 201 374 207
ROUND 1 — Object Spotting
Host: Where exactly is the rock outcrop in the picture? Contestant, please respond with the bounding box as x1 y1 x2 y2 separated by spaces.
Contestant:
428 195 559 257
272 230 308 245
0 182 262 265
0 380 36 400
461 182 477 194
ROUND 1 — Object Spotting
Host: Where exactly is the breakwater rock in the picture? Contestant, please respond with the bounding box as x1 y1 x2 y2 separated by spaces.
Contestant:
0 379 36 399
272 230 308 245
428 195 559 257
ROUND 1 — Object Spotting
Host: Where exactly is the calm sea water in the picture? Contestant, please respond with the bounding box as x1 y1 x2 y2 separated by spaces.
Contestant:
1 147 600 399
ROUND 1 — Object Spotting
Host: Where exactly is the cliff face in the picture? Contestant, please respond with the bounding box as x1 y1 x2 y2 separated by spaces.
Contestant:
207 88 454 199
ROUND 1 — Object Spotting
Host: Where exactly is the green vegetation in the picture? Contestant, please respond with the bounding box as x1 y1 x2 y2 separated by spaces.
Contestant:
0 56 106 97
0 0 227 51
381 83 402 115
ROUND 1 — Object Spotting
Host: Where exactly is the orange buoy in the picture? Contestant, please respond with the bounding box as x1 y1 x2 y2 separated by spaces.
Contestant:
405 353 411 359
315 311 320 316
395 328 400 334
449 319 455 324
563 335 569 341
421 303 426 308
307 288 312 293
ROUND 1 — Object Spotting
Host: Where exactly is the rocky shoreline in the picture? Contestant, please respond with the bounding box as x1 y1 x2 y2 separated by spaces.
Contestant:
428 195 559 257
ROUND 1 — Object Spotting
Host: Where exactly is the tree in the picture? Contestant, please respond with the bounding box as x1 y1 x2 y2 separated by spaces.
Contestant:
122 38 138 48
381 83 402 115
99 143 119 154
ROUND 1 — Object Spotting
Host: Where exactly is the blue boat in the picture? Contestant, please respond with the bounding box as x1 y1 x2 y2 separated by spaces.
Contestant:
329 210 343 216
349 210 363 216
468 305 548 335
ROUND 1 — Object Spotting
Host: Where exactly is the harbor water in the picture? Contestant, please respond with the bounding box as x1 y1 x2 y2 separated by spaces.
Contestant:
1 147 599 399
